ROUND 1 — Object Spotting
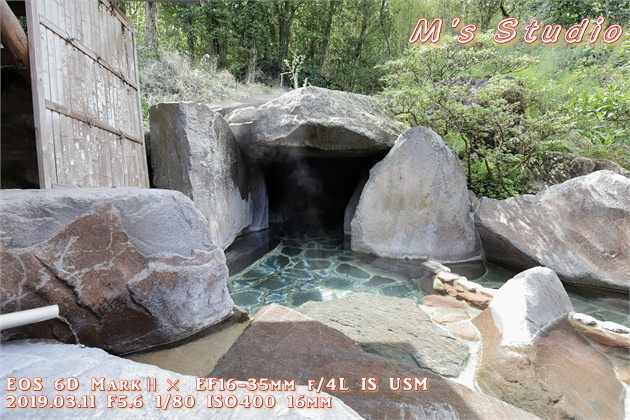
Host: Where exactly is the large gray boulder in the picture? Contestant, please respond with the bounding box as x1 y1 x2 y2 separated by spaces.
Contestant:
0 340 362 419
150 102 267 249
521 151 629 194
473 267 626 419
351 126 483 263
299 293 470 377
0 188 233 354
475 170 630 292
247 86 402 152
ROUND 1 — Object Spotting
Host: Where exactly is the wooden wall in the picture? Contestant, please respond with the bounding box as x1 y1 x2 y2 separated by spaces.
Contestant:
26 0 149 188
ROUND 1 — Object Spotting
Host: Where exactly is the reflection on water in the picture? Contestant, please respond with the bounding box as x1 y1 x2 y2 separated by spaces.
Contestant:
227 228 427 314
227 228 630 327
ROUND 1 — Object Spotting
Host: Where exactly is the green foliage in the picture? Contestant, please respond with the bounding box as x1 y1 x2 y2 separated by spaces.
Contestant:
125 0 401 93
512 0 630 26
380 35 535 85
124 0 629 179
379 36 572 198
548 39 630 168
138 51 284 131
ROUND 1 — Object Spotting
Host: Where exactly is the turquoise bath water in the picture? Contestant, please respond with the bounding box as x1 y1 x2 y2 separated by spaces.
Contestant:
227 228 630 327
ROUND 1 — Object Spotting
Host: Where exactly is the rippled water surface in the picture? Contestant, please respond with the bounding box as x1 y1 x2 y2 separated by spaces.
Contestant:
227 228 629 327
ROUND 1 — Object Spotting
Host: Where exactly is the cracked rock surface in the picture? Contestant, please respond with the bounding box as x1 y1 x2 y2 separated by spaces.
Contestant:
0 188 233 354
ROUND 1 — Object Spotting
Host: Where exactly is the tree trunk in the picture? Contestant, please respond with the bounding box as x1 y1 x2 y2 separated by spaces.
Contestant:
186 13 195 59
275 1 296 85
351 3 372 89
246 44 258 84
145 2 159 56
318 1 339 69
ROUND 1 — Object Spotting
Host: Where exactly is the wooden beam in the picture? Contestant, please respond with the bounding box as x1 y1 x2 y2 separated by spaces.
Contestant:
0 0 29 70
44 99 144 145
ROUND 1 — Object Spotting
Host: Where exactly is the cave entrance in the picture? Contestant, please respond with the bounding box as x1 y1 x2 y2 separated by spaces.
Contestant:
1 1 39 189
257 148 387 230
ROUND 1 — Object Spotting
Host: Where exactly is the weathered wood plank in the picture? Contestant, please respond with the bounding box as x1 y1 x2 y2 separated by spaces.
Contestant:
91 0 100 62
63 117 76 186
44 99 143 144
55 30 63 107
49 0 60 28
38 15 139 90
121 134 132 186
111 133 124 187
100 129 112 187
27 0 55 188
84 125 95 186
26 0 148 189
51 110 63 184
59 113 71 185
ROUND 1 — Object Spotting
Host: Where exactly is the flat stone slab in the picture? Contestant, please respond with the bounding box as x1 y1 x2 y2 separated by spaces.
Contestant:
211 303 537 420
422 294 466 309
299 293 470 377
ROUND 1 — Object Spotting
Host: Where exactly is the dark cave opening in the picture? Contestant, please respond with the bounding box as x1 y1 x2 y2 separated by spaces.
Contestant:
1 2 38 190
1 65 39 189
257 148 387 230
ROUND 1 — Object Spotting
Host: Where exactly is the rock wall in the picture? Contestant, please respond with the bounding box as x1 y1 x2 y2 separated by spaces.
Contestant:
475 170 630 292
351 126 483 263
149 102 267 249
246 86 402 152
0 188 233 354
521 151 629 194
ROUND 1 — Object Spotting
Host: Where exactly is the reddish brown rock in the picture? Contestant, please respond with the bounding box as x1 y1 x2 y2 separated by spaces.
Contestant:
430 308 470 324
211 304 536 420
472 267 625 419
458 291 492 309
444 282 460 297
569 315 630 349
583 329 630 348
448 322 480 341
421 294 466 309
475 312 625 420
618 367 630 385
0 189 233 354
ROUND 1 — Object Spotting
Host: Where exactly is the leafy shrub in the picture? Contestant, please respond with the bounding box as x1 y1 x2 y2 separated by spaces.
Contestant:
378 35 572 198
